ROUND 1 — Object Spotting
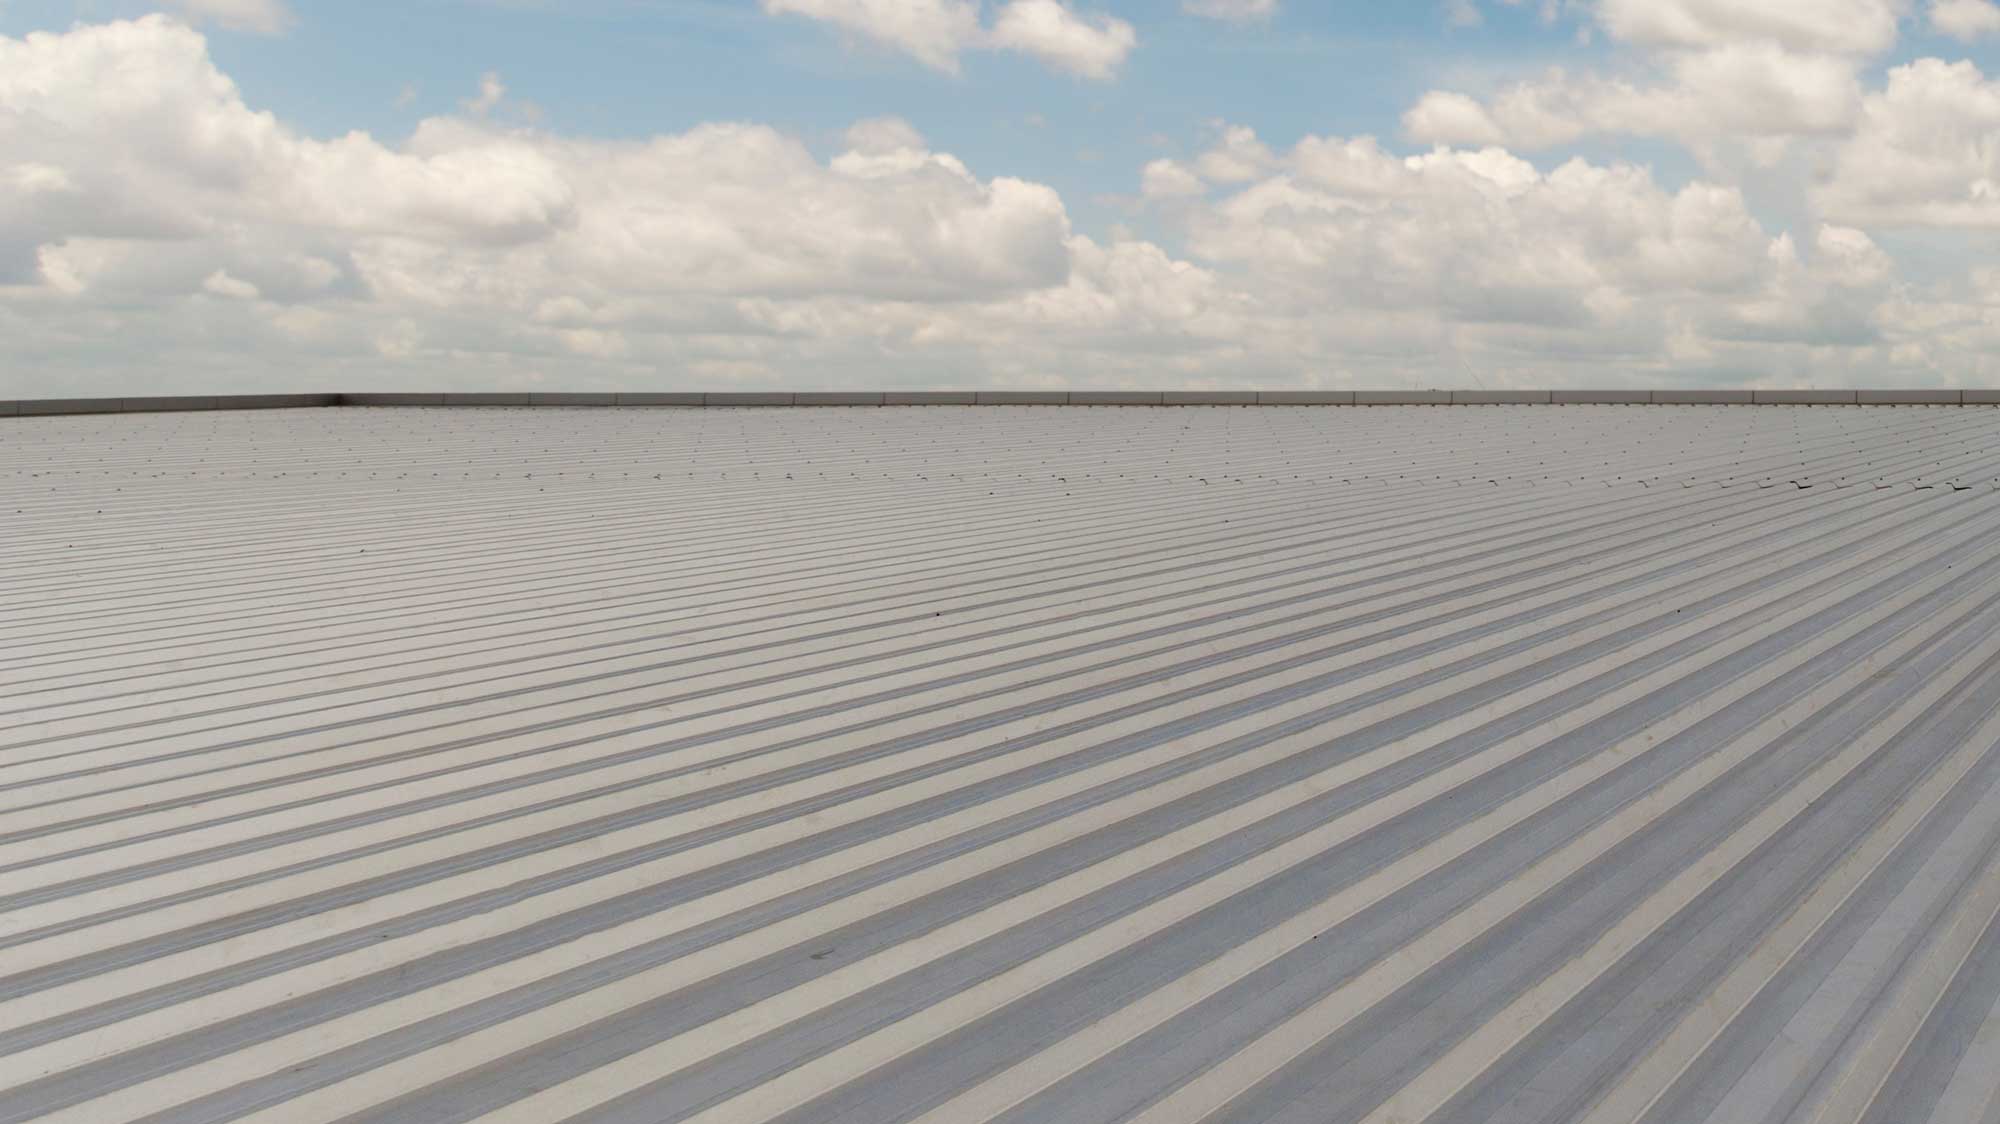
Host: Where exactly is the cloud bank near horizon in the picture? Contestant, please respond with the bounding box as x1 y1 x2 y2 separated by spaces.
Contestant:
5 6 2000 394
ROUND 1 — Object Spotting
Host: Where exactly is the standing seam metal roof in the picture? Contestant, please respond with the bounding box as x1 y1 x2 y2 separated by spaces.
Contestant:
2 403 2000 1123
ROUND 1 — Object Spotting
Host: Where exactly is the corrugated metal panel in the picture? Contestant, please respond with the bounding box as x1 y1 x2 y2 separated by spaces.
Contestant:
3 403 2000 1124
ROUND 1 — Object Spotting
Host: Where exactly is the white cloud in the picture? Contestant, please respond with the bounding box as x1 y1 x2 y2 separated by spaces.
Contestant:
1408 0 1920 160
1814 223 1895 286
1183 0 1277 22
1135 126 1919 381
1593 0 1909 55
762 0 1132 79
0 17 1196 393
1402 0 2000 268
170 0 293 35
462 72 506 116
1405 44 1863 150
1932 0 2000 39
1402 92 1506 146
1820 58 2000 227
1193 125 1279 183
1181 137 1780 313
0 16 1985 394
1140 158 1206 199
0 18 1085 296
202 269 261 300
844 116 929 154
1403 0 1899 162
762 0 981 72
1494 0 1566 25
986 0 1135 79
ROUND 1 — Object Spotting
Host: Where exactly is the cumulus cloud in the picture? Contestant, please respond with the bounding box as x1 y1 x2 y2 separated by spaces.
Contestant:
1405 44 1863 150
0 16 1981 394
1932 0 2000 39
0 17 1200 393
1140 158 1207 199
1403 0 1904 162
1177 131 1784 319
202 269 261 300
0 18 1088 293
1129 124 1921 380
1193 125 1279 183
762 0 1133 79
986 0 1136 79
1414 1 2000 255
1820 58 2000 227
1593 0 1909 55
462 72 506 115
844 115 929 154
1183 0 1278 22
762 0 979 72
1401 92 1506 146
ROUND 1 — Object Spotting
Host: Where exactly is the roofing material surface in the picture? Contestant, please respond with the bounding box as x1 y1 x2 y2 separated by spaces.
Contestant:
3 403 2000 1123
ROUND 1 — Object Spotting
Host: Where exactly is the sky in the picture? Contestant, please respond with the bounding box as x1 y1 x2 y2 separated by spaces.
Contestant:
5 1 2000 395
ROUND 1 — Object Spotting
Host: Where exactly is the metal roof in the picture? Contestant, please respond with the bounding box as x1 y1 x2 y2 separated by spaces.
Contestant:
3 402 2000 1124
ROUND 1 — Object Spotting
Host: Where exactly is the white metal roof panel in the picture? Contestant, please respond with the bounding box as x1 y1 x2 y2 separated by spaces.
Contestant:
2 403 1999 1123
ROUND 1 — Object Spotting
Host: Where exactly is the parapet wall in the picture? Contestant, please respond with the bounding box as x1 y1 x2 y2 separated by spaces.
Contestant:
4 388 1998 417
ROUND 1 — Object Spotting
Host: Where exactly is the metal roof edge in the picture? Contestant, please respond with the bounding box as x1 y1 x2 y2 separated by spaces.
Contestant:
2 389 1995 417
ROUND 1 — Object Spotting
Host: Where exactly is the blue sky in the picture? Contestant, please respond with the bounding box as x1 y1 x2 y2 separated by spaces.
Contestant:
5 1 2000 393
